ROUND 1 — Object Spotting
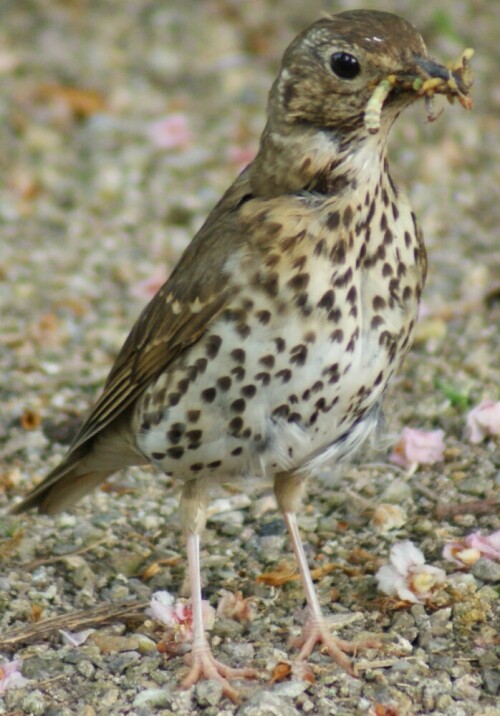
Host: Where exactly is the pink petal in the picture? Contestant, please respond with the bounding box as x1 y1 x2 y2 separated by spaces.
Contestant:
148 114 193 150
390 540 425 575
0 659 29 694
147 590 176 626
390 427 445 468
466 400 500 443
60 628 95 647
465 530 500 561
130 266 168 300
226 144 256 170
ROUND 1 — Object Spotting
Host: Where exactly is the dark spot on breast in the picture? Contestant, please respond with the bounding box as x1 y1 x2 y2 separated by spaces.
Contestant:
374 371 384 386
259 354 275 368
167 446 185 459
328 307 342 323
304 331 316 343
404 231 412 248
292 255 307 271
255 271 279 298
314 239 325 256
382 262 393 277
346 286 357 304
397 262 407 278
389 278 400 293
255 371 271 386
176 379 189 396
231 398 246 413
265 253 281 268
326 210 340 230
287 273 310 291
391 202 399 220
231 348 246 363
195 358 207 373
290 344 307 366
373 295 386 310
207 460 222 469
152 452 165 460
205 334 222 359
231 446 243 456
201 387 216 403
168 393 181 407
167 423 185 444
241 384 256 398
190 463 204 472
229 417 243 434
383 229 393 245
256 310 271 325
186 429 202 443
275 368 292 383
318 289 335 311
333 266 352 287
274 337 286 352
371 315 385 329
379 330 392 346
152 388 166 406
217 376 232 391
403 286 412 301
302 389 311 400
187 410 200 423
330 329 344 343
381 187 389 206
343 205 353 229
330 239 346 265
236 323 251 338
272 404 290 419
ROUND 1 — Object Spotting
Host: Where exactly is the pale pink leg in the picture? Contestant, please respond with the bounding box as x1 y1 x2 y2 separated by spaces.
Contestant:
180 531 258 702
283 510 358 673
274 472 376 674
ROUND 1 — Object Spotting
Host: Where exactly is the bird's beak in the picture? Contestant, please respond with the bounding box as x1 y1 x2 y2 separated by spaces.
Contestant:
414 54 469 96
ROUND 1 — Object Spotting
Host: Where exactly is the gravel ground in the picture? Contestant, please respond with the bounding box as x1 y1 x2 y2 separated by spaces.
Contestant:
1 1 499 714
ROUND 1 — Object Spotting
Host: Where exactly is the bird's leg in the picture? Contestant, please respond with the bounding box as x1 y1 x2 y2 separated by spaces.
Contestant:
178 479 258 702
275 473 370 674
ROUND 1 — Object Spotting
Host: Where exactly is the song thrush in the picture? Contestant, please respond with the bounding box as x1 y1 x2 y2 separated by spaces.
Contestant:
13 9 473 701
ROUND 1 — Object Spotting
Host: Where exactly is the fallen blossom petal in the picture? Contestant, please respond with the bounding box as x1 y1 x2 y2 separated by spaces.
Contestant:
147 590 214 640
442 541 480 566
376 540 445 603
389 427 445 469
148 114 192 150
60 628 95 647
409 564 446 598
466 400 500 443
372 503 407 532
376 564 418 602
216 590 255 622
147 590 176 626
0 659 29 695
390 540 425 575
465 530 500 561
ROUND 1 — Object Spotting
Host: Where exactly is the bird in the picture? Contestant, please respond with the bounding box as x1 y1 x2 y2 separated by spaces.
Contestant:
13 9 472 702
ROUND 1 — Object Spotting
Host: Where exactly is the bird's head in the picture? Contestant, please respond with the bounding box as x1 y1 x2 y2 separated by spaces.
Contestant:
269 10 472 136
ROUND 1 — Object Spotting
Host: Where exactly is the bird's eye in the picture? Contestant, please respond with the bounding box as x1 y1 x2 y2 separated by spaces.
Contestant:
330 52 360 79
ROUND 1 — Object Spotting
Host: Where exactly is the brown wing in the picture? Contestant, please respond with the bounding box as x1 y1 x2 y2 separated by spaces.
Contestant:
66 172 253 453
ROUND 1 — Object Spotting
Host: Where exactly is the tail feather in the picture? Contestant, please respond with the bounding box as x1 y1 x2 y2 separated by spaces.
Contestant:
12 420 146 515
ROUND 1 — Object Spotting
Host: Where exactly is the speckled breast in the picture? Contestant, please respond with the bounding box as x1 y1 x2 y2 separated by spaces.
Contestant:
134 177 425 482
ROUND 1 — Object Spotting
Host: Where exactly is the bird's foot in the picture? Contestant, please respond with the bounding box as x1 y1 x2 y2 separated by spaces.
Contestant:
291 616 379 675
181 644 259 703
